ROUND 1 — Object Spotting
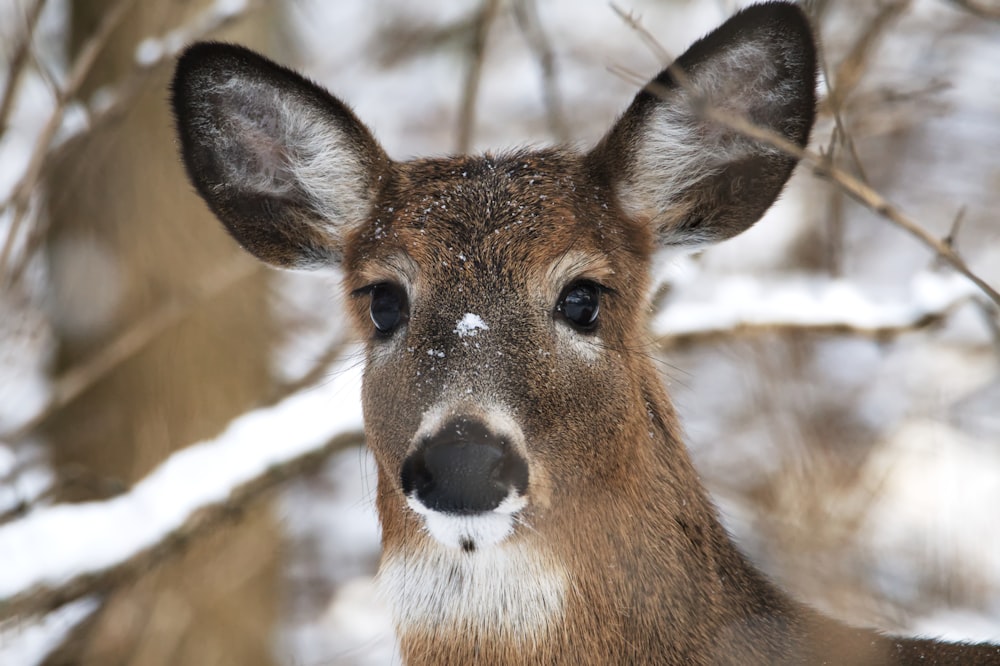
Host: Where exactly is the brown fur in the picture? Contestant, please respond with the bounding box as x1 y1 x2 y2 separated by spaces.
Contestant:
172 2 1000 663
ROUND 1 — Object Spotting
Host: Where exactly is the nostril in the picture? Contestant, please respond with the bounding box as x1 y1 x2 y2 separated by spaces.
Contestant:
400 447 431 498
496 447 529 495
400 418 528 515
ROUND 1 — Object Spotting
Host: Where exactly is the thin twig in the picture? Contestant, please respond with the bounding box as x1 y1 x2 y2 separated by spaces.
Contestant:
713 104 1000 307
0 430 365 622
609 3 672 65
511 0 569 143
814 2 909 273
942 206 966 250
829 1 909 108
0 0 259 288
826 0 910 185
457 0 501 153
655 307 960 350
0 0 138 283
0 0 48 136
270 332 357 401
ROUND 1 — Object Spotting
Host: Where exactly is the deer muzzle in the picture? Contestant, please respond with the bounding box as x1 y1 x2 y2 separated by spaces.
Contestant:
400 416 529 551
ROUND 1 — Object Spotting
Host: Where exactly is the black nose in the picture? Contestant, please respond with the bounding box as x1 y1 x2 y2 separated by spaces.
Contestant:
400 417 529 515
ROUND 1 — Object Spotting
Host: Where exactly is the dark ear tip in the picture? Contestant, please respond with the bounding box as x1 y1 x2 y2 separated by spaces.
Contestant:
723 1 816 49
172 41 254 91
175 41 256 71
171 42 282 126
172 41 229 109
736 1 812 25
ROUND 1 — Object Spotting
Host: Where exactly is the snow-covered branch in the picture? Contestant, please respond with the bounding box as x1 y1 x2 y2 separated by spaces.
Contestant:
654 270 979 343
0 353 364 621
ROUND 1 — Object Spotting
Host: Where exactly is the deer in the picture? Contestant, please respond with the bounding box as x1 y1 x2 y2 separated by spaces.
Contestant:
170 2 1000 663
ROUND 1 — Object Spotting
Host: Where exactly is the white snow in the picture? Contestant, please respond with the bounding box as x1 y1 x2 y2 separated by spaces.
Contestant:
860 420 1000 601
134 37 164 67
910 607 1000 644
213 0 248 19
281 576 396 666
0 458 53 518
131 0 252 69
0 598 98 666
0 349 364 601
454 313 489 338
0 445 15 478
653 270 977 338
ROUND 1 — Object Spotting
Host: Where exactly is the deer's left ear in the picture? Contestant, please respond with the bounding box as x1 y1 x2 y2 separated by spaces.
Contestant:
588 2 817 250
171 42 389 269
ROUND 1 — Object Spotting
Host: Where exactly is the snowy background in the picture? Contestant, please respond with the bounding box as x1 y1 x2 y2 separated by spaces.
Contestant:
1 0 999 664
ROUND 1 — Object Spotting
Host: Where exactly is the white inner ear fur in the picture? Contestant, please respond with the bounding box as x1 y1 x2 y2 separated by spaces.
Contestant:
616 35 803 246
212 78 373 237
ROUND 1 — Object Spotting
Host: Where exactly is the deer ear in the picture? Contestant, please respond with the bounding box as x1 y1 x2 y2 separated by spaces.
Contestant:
588 2 817 250
171 42 388 268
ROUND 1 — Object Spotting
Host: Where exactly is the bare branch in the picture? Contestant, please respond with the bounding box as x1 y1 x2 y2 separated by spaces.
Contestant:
828 1 909 109
813 2 908 273
655 307 958 350
0 0 48 136
609 3 672 65
457 0 501 153
821 1 911 187
0 0 139 283
713 107 1000 308
511 0 569 143
0 0 260 288
270 332 357 401
942 206 967 251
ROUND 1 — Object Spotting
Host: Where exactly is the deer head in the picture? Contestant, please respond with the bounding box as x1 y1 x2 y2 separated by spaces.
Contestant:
172 2 839 662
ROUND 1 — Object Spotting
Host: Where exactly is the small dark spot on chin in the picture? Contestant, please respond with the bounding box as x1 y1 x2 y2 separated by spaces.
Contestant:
461 538 476 553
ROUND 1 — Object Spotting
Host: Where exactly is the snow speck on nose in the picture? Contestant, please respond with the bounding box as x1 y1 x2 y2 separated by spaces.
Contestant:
454 313 489 338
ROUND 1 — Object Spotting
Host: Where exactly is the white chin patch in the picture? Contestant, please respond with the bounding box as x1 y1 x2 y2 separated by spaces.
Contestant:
407 493 527 551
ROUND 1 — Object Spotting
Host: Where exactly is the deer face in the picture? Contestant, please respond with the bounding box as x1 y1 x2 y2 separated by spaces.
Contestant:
342 151 654 551
171 2 815 564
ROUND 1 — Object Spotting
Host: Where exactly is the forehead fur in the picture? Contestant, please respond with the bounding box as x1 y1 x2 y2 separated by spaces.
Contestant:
343 148 653 289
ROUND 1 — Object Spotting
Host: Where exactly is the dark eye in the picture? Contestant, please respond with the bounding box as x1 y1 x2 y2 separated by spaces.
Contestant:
369 283 408 336
557 281 601 331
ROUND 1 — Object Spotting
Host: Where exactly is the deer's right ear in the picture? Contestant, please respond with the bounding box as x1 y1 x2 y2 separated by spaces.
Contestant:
171 42 388 268
587 2 817 252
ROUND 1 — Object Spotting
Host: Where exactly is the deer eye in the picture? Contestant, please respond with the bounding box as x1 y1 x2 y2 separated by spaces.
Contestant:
369 282 409 336
557 281 601 331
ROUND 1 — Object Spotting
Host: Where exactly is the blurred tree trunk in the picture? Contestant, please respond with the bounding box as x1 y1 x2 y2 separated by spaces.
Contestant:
41 2 286 664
